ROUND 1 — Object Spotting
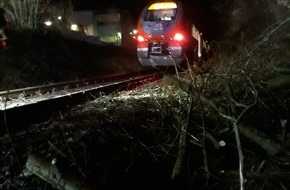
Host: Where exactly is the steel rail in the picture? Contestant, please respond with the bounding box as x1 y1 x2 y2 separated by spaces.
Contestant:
0 69 157 99
0 69 163 111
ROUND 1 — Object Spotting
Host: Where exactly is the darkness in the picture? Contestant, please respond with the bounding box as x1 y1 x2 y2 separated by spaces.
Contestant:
71 0 217 40
71 0 147 17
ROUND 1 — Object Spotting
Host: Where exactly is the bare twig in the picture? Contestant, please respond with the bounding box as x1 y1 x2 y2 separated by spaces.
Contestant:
171 87 194 179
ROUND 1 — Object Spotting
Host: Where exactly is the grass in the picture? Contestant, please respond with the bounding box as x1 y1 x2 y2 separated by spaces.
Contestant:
0 28 143 91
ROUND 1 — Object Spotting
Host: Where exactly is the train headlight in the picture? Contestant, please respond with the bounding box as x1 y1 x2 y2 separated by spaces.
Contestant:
137 35 145 42
173 33 184 41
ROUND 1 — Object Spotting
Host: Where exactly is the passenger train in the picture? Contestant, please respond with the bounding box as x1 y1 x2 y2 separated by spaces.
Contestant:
136 1 209 68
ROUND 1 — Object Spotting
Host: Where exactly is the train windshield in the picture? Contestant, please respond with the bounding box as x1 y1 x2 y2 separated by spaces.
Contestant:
145 9 177 21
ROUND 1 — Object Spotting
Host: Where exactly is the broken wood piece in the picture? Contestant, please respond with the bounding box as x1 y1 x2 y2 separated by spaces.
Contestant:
220 170 290 182
165 75 283 156
239 123 282 156
26 154 96 190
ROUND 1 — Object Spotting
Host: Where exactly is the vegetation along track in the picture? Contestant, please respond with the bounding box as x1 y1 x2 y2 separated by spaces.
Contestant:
0 69 164 125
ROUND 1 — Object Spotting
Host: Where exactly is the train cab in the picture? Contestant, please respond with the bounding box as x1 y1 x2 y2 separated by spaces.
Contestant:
136 1 199 68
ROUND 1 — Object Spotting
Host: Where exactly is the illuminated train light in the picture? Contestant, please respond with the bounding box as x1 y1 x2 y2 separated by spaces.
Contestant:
173 33 184 41
148 2 177 10
137 35 145 42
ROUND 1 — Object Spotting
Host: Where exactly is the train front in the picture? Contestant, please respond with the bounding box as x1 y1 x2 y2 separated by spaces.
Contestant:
136 1 189 67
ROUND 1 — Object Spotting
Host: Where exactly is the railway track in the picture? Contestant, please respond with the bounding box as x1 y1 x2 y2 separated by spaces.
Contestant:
0 69 164 125
0 69 163 110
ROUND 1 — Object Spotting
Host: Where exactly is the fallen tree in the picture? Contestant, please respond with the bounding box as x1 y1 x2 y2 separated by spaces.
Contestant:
26 154 96 190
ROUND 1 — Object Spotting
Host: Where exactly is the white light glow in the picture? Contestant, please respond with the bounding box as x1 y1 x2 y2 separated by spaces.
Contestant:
44 21 52 26
71 24 78 31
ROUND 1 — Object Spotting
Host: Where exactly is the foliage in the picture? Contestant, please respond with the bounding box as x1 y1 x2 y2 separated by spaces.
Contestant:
2 0 50 29
210 0 290 40
178 16 290 189
2 0 73 30
42 0 73 30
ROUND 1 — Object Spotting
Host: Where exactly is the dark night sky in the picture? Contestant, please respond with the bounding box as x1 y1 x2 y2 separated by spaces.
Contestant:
71 0 211 18
71 0 147 14
71 0 215 39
